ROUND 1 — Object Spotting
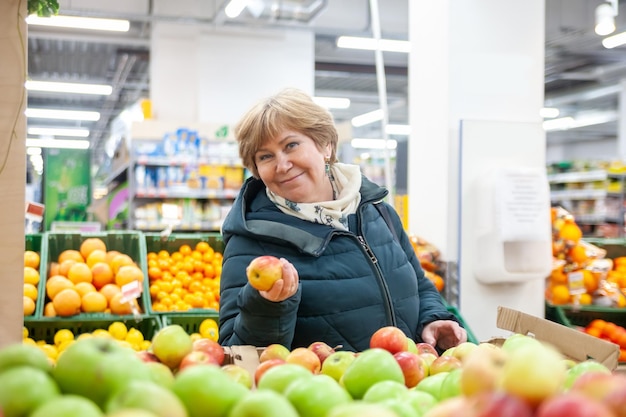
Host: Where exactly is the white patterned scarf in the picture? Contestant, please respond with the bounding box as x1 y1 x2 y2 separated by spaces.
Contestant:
266 162 362 230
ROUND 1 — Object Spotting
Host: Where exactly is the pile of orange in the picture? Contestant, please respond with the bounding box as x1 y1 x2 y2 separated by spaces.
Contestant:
584 318 626 362
44 237 144 317
23 250 41 316
146 241 222 312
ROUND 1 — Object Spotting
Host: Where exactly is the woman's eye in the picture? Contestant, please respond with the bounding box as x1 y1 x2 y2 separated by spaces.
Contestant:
286 141 299 150
257 154 271 162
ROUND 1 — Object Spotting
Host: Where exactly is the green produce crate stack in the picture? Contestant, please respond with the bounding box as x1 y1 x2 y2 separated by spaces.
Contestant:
545 302 626 329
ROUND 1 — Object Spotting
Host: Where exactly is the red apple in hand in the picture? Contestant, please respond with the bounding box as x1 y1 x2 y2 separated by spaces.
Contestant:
246 256 283 291
308 341 335 365
370 326 408 354
393 351 428 388
192 338 225 365
178 351 220 373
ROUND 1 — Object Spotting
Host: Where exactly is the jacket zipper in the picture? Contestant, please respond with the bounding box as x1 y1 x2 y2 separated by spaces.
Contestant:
356 234 397 327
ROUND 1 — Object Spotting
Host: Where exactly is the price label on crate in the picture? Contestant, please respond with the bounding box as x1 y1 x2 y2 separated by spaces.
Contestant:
567 270 586 295
121 280 142 302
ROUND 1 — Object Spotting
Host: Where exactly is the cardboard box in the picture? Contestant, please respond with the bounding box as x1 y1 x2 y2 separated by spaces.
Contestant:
495 306 620 370
223 345 263 386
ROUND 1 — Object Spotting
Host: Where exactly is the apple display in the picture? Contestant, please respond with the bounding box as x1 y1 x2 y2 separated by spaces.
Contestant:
414 371 449 401
500 333 542 354
500 340 567 408
106 410 159 417
151 324 193 371
284 373 352 417
246 255 283 291
172 364 250 417
379 398 417 417
145 361 175 388
439 368 462 400
105 380 187 417
535 392 615 417
370 326 408 354
404 390 438 416
320 351 356 382
29 394 104 417
221 364 254 389
419 352 438 375
256 363 313 393
178 350 220 373
429 355 462 375
285 347 321 373
413 396 469 417
460 342 507 397
448 341 479 363
308 341 335 365
562 360 611 390
0 343 53 373
0 365 60 417
52 337 152 409
259 343 290 363
362 380 408 403
341 348 405 399
570 371 626 402
136 351 159 363
254 358 286 386
229 389 299 417
192 338 225 365
406 337 418 354
393 350 428 388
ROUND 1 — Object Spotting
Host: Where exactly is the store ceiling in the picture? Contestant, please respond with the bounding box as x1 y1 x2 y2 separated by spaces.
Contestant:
25 0 626 174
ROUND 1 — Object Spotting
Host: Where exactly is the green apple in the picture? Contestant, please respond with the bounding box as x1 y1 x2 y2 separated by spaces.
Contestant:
320 351 356 382
172 363 249 417
379 399 417 417
284 374 352 417
0 365 60 417
439 368 462 400
327 401 400 417
106 380 187 417
106 410 159 417
151 325 193 371
563 360 611 390
229 389 298 417
406 338 418 354
404 389 437 416
52 337 153 409
145 361 175 388
414 371 449 400
500 333 542 354
341 348 405 399
0 343 52 374
362 380 409 402
221 364 253 389
30 394 104 417
256 363 312 393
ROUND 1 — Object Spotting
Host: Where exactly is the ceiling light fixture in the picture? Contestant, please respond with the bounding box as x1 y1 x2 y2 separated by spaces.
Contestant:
386 124 411 136
603 31 626 48
25 81 113 95
543 110 617 131
225 0 247 18
312 96 351 109
351 109 384 127
540 107 560 118
25 15 130 32
595 1 618 36
26 138 90 149
26 108 101 121
351 138 397 149
28 127 90 137
337 36 410 53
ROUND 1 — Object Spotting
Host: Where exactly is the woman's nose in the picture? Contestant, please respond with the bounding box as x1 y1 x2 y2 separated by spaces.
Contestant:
275 153 292 172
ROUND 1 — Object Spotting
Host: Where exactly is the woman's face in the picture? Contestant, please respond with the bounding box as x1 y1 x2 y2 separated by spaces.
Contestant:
254 130 333 203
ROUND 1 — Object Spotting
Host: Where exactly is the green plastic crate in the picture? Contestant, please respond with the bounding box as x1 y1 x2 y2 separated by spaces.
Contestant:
582 238 626 260
545 302 626 329
159 311 220 336
143 232 224 316
26 315 162 345
25 234 46 320
445 304 479 344
43 231 151 319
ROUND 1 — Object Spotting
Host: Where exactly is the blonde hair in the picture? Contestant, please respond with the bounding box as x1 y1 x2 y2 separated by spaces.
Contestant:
235 88 339 178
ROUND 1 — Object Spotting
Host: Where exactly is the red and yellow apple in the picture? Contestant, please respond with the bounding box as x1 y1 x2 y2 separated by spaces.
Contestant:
370 326 408 354
246 256 283 291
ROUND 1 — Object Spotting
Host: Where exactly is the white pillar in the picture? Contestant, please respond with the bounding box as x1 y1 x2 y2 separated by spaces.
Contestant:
409 0 547 340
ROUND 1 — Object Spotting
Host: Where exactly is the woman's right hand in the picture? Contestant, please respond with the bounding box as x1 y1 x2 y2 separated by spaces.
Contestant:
258 258 299 302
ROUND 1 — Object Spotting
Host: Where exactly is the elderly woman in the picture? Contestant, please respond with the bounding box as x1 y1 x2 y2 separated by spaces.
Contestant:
218 88 467 352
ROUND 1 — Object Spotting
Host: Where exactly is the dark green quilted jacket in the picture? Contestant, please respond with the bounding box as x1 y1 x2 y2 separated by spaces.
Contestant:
218 175 459 351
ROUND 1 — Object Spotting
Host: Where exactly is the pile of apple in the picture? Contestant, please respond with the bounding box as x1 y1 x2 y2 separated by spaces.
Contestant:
2 323 626 417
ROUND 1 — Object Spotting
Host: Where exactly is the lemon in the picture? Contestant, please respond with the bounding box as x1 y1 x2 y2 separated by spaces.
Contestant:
39 343 58 360
199 319 219 342
54 329 74 347
23 337 37 346
92 329 112 338
125 327 144 347
22 327 29 339
190 332 202 342
57 339 74 353
108 321 128 341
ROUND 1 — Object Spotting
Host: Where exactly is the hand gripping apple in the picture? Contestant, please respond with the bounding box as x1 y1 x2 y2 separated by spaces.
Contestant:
246 255 283 291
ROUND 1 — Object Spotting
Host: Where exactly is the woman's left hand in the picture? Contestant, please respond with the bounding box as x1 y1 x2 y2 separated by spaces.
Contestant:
421 320 468 351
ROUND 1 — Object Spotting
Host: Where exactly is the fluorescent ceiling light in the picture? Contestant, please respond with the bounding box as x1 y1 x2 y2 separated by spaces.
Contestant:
352 109 384 127
26 108 100 121
337 36 410 53
26 80 112 95
351 138 397 149
225 0 247 18
28 127 90 137
386 124 411 136
313 96 351 109
26 138 90 149
540 107 560 118
603 31 626 48
543 110 617 131
26 15 130 32
595 3 617 36
543 117 574 131
26 147 42 155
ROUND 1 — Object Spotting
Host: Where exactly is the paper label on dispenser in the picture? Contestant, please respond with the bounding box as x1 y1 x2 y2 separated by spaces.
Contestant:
496 168 550 242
